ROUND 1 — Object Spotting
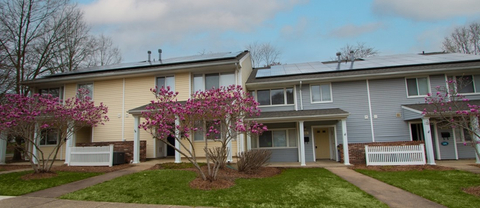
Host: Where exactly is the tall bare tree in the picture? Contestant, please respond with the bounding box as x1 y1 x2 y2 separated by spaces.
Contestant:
86 34 122 67
336 42 378 60
443 22 480 55
245 42 281 67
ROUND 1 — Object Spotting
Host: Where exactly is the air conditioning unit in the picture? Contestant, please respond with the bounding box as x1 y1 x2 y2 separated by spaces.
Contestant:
113 151 125 165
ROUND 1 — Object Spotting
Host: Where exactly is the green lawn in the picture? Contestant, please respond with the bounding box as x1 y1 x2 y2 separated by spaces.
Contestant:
356 169 480 208
0 171 102 196
62 168 387 208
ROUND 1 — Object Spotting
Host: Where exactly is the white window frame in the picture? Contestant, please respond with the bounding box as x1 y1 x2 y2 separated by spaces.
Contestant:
451 75 480 95
77 83 94 100
405 77 430 98
454 127 473 143
39 87 64 102
155 75 175 92
255 128 297 149
192 72 236 92
192 120 225 142
310 83 333 103
40 128 60 146
252 88 295 106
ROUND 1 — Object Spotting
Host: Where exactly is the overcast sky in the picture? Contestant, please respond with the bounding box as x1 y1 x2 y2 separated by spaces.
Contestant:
75 0 480 64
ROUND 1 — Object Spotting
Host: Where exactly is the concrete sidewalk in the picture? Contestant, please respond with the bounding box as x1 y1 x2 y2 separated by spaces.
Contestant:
326 167 447 208
436 159 480 174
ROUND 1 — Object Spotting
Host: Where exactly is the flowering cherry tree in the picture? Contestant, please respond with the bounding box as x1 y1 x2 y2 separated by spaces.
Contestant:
140 85 266 181
424 78 480 161
0 89 109 173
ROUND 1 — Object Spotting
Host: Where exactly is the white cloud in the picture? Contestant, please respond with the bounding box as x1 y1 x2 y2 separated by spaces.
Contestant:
329 22 385 38
79 0 305 61
281 17 309 39
372 0 480 21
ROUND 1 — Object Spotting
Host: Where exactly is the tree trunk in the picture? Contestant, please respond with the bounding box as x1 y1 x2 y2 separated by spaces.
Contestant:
12 137 23 161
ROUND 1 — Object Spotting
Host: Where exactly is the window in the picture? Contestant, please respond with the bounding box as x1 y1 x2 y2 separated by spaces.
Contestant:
455 128 473 143
156 76 175 92
39 87 64 101
453 75 480 94
311 84 332 102
406 77 429 97
193 120 224 141
78 83 93 99
40 129 59 145
253 88 294 106
257 129 297 148
193 72 235 92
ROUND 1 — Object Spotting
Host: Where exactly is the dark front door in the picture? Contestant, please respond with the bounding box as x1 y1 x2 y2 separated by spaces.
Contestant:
167 135 175 156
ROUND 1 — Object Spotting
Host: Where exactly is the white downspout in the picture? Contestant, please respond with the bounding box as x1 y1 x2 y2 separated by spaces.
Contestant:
366 79 375 142
299 81 304 110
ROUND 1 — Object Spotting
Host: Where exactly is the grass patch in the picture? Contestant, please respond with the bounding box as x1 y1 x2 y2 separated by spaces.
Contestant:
62 168 387 208
356 169 480 208
159 162 206 169
0 171 102 196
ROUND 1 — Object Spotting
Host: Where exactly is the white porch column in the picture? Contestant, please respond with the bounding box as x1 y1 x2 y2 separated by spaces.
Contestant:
65 122 76 165
299 121 306 166
227 138 233 162
133 116 140 164
174 116 181 163
470 115 480 164
32 123 39 164
0 132 6 164
237 133 245 153
422 117 436 165
246 134 252 151
342 119 350 165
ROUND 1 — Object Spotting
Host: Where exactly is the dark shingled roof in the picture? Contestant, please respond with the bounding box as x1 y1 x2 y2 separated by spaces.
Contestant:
249 108 349 121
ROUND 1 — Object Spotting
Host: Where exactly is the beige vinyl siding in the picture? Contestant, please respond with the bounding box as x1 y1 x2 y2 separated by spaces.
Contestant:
241 55 253 88
175 72 190 101
39 146 65 160
92 80 123 142
124 76 156 158
76 127 92 143
65 83 77 99
187 140 238 157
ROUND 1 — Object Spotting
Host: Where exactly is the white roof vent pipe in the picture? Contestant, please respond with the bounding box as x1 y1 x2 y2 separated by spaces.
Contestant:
158 49 162 63
349 50 355 69
336 52 341 70
147 51 152 63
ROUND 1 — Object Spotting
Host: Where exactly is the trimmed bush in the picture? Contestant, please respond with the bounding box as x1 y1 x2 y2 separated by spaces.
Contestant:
237 149 271 173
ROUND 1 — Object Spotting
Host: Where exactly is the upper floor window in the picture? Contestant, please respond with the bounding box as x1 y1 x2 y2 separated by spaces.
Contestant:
311 84 332 103
252 88 294 106
406 77 429 97
40 129 59 146
453 75 480 94
193 73 235 92
39 87 64 101
255 129 297 148
156 76 175 92
78 83 93 99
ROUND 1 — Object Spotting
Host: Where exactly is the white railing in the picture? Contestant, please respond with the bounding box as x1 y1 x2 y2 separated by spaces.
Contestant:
365 144 426 166
68 144 113 167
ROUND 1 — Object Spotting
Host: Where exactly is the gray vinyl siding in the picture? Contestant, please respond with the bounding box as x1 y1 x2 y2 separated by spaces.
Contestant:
457 145 476 159
269 148 298 162
369 78 424 142
259 105 295 112
435 128 456 159
302 80 372 143
403 108 423 120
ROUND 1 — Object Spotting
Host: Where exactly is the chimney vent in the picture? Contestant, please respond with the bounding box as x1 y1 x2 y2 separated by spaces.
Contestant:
336 52 341 70
158 49 162 63
349 50 355 69
147 51 151 62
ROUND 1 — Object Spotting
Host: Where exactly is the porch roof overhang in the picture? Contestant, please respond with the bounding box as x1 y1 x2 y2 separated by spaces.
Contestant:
247 108 349 123
402 100 480 121
127 101 187 116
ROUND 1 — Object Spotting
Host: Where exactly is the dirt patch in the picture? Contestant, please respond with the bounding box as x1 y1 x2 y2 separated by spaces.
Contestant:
349 164 455 171
21 172 58 180
0 165 31 172
150 163 282 190
463 186 480 197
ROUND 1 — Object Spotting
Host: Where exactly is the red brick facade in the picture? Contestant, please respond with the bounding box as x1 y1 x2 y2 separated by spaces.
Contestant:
76 141 147 163
338 141 425 164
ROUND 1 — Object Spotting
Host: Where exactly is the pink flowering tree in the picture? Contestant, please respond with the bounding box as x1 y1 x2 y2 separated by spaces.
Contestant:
140 85 266 181
424 77 480 160
0 89 109 173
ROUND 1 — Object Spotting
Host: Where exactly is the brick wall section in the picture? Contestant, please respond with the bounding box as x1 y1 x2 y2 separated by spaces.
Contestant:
338 141 425 165
76 141 147 163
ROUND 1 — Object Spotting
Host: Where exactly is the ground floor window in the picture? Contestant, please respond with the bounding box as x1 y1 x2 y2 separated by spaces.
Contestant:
40 129 59 145
255 129 297 148
454 128 472 143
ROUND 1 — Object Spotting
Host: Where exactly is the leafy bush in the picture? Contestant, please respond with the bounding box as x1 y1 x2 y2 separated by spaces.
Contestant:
237 149 272 173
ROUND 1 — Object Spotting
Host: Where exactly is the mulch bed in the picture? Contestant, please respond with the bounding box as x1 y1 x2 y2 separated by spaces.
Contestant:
149 164 282 190
349 164 455 171
470 164 480 168
463 186 480 197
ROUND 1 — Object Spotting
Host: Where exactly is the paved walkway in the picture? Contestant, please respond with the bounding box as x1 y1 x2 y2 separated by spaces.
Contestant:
436 159 480 174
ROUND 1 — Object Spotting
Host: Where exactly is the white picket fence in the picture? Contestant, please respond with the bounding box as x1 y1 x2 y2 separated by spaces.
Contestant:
365 144 426 166
68 144 114 167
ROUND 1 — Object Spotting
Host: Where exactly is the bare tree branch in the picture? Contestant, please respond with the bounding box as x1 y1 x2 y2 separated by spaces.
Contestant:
245 42 282 67
335 42 378 61
442 22 480 55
